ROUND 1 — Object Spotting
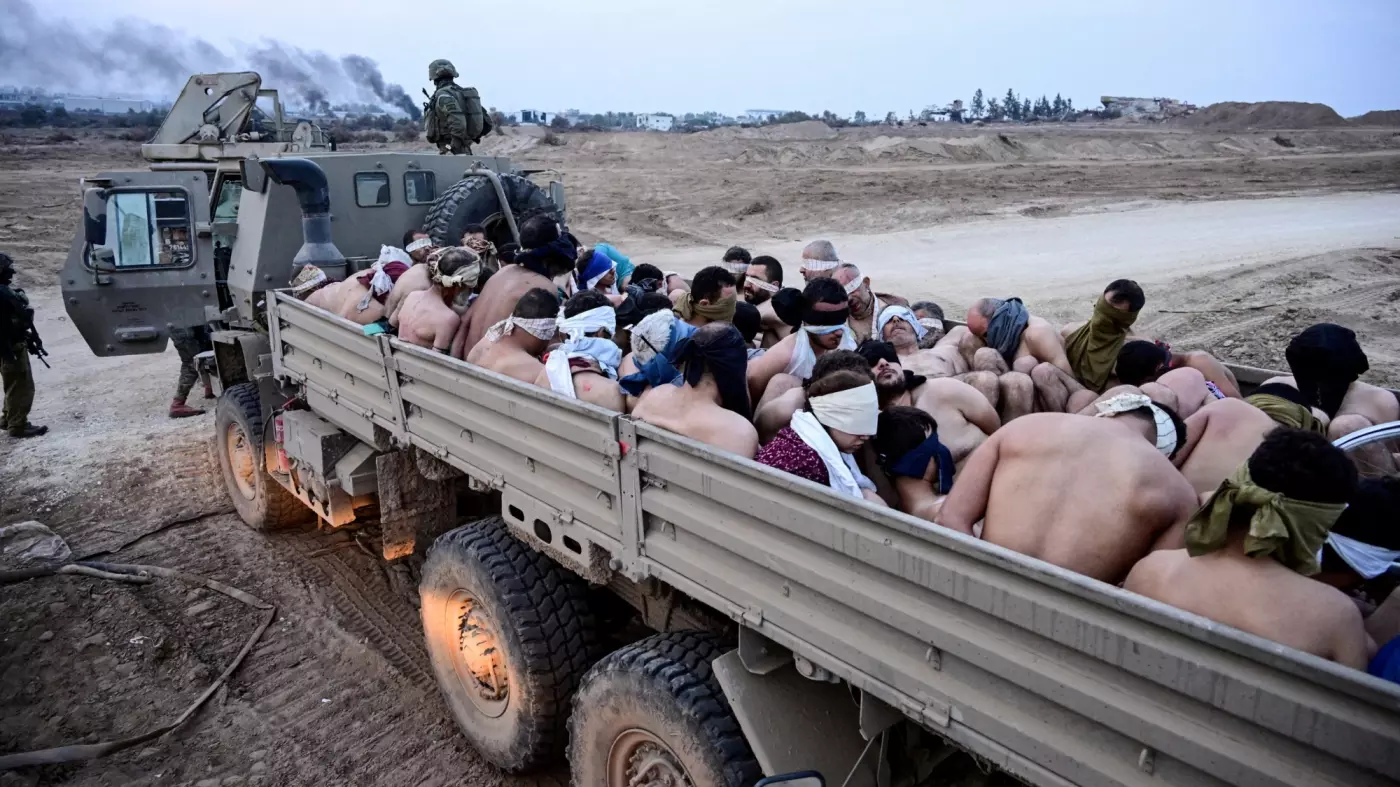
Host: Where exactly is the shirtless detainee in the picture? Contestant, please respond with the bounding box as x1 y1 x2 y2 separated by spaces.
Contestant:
536 290 626 412
799 239 841 282
746 277 857 408
744 255 791 348
859 340 1000 464
397 248 480 353
876 305 1025 420
617 310 698 410
833 263 909 345
1277 323 1398 442
384 230 438 326
752 351 872 443
1125 428 1370 670
937 409 1200 584
466 287 559 384
673 266 738 328
631 322 759 459
910 301 946 349
333 247 414 326
874 406 959 524
453 215 577 358
755 369 886 506
1115 339 1242 402
1168 397 1279 496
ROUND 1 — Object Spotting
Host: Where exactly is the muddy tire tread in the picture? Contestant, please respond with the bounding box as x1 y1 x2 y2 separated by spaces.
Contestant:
216 382 308 530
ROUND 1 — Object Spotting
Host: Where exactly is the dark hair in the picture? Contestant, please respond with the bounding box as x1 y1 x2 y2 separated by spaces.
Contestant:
692 265 737 303
772 287 805 327
1106 279 1146 312
750 255 783 285
911 300 943 321
803 276 848 307
403 229 426 247
514 287 560 320
1332 477 1400 549
875 406 936 465
520 214 560 247
574 248 597 277
809 351 874 385
1116 340 1170 385
723 246 752 266
1248 428 1358 505
564 289 611 318
633 263 665 283
637 291 675 315
0 252 13 271
856 339 899 368
434 247 475 275
464 223 485 235
732 301 761 343
805 369 872 402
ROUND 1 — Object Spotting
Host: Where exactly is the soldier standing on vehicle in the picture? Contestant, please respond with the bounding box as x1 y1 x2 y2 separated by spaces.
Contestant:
424 59 491 155
0 253 47 438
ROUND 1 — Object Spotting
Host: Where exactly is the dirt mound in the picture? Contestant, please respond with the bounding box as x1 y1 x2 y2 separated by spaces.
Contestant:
1183 101 1346 129
1351 110 1400 126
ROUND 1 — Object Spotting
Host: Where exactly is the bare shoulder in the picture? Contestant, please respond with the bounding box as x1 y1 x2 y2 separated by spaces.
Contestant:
710 410 760 458
1025 318 1064 345
1123 548 1183 595
618 352 639 378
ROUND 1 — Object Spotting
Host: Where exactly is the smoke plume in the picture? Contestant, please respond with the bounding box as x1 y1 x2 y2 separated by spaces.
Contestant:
0 0 423 119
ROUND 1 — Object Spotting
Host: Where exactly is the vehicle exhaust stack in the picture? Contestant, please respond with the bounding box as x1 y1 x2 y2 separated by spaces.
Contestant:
261 157 345 276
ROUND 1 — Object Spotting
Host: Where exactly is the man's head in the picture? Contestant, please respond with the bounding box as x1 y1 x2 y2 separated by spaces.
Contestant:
802 277 851 351
805 369 878 453
1319 477 1400 586
576 249 617 292
1104 279 1145 312
632 263 665 288
692 265 738 306
910 300 946 344
1286 323 1369 418
511 287 561 352
563 289 614 338
809 350 873 384
1248 427 1358 506
1116 340 1172 386
965 297 1003 338
722 246 752 275
800 240 840 281
428 247 483 296
404 230 434 263
744 255 783 304
875 406 937 479
833 263 873 315
733 301 762 346
680 321 752 418
856 340 907 402
462 223 487 246
878 306 923 352
637 291 675 317
0 252 13 285
518 215 577 278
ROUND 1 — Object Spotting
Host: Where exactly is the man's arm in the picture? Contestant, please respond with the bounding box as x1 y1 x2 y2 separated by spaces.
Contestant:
746 342 790 406
959 386 1002 436
1184 352 1242 398
433 312 461 353
935 430 1003 536
450 307 476 359
1328 599 1374 671
1026 324 1073 375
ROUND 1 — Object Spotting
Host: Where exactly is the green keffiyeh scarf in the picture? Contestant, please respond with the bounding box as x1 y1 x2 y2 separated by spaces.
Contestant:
1065 295 1139 393
1185 463 1346 576
1245 393 1326 436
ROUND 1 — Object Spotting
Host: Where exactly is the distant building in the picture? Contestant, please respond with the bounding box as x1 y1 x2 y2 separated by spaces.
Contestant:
637 113 674 132
1100 96 1196 121
518 109 556 126
57 97 155 115
744 109 789 123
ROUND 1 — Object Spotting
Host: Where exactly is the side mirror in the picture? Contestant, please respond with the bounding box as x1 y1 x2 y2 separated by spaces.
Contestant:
240 156 268 194
756 773 825 787
83 188 107 245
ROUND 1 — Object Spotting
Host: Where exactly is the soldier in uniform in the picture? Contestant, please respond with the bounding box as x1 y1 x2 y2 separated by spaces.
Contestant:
169 325 214 418
425 59 491 155
0 252 46 438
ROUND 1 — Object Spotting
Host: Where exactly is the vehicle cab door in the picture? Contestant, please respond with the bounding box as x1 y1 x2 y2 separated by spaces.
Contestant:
61 170 217 357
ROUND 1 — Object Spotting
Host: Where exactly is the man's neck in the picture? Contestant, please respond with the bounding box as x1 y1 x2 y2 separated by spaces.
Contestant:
680 376 723 406
851 295 875 321
502 332 544 357
881 389 913 409
891 338 917 356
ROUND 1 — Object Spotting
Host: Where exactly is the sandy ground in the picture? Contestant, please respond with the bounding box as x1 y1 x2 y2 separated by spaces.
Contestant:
1 122 1399 786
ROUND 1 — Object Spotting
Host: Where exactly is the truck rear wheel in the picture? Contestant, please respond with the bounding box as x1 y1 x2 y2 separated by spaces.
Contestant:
422 173 561 250
214 383 309 531
568 632 761 787
420 518 599 772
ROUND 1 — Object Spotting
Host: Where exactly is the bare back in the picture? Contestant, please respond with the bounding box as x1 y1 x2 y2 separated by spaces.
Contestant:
1125 548 1372 670
632 385 759 459
533 366 626 413
910 378 1000 463
385 264 432 327
468 339 545 385
333 281 386 325
397 289 459 352
454 266 555 358
942 414 1198 583
1175 398 1278 495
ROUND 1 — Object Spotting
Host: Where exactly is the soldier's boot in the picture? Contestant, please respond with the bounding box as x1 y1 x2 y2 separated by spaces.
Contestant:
169 398 207 418
203 380 215 400
8 424 47 438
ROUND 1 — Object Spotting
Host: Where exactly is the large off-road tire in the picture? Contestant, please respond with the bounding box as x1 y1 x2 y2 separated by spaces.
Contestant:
422 173 561 249
420 518 599 772
568 632 761 787
213 382 309 531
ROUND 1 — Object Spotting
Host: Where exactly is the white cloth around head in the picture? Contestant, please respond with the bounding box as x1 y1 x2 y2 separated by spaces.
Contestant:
784 325 857 380
557 305 616 341
789 411 872 501
484 316 558 344
808 382 879 436
405 237 435 254
801 258 840 272
876 304 928 341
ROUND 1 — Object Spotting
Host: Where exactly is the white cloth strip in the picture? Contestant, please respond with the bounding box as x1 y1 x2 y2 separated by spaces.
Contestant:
801 258 840 272
789 411 865 500
876 304 928 341
405 238 434 253
1323 532 1400 580
808 382 879 436
484 316 559 344
842 268 864 294
557 305 616 340
748 278 780 293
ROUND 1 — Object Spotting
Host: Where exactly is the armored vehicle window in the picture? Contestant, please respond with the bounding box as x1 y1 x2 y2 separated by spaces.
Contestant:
97 190 194 269
213 180 243 222
404 171 437 205
354 173 391 207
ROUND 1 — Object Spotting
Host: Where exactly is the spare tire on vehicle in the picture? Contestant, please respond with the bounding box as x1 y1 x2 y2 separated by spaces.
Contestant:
422 173 562 250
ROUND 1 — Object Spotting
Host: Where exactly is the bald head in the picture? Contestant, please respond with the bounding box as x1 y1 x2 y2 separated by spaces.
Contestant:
801 240 840 281
966 297 1005 337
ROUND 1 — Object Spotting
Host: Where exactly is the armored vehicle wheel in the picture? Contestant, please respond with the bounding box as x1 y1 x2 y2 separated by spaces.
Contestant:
420 518 599 772
568 632 761 787
214 383 310 531
422 173 561 250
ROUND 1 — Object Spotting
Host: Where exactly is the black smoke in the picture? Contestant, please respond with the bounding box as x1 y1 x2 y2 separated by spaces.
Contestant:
0 0 422 118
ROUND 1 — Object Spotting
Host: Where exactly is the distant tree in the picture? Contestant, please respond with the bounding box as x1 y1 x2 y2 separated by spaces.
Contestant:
1064 97 1074 114
774 110 813 124
884 111 897 125
549 115 570 130
986 98 1002 120
49 107 71 127
970 88 985 120
1021 98 1032 120
19 105 47 127
1052 93 1065 116
853 110 867 125
1003 89 1019 120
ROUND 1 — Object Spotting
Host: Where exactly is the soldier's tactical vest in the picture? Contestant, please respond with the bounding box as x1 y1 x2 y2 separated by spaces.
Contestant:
426 84 486 143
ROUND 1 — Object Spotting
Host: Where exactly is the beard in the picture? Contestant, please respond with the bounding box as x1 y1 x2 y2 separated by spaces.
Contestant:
745 289 771 305
875 372 906 405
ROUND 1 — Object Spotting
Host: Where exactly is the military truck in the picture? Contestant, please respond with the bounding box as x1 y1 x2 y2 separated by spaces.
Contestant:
62 75 1400 787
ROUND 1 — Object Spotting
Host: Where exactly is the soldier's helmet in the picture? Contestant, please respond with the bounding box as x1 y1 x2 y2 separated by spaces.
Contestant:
428 59 459 81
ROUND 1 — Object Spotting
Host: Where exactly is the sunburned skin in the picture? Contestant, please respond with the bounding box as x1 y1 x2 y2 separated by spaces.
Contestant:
745 328 847 405
937 413 1199 583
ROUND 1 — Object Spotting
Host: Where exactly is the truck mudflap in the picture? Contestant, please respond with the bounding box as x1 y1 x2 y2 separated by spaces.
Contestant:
266 291 1400 787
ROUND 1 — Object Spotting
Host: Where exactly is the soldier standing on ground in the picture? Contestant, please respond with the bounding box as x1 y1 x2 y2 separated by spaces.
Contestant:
424 59 491 155
0 252 47 438
169 326 214 418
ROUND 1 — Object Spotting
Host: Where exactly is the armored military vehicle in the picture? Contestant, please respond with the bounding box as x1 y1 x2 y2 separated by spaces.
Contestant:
60 74 1400 787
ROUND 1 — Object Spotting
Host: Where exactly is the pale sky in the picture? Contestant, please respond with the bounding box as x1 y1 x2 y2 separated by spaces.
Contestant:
10 0 1400 117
